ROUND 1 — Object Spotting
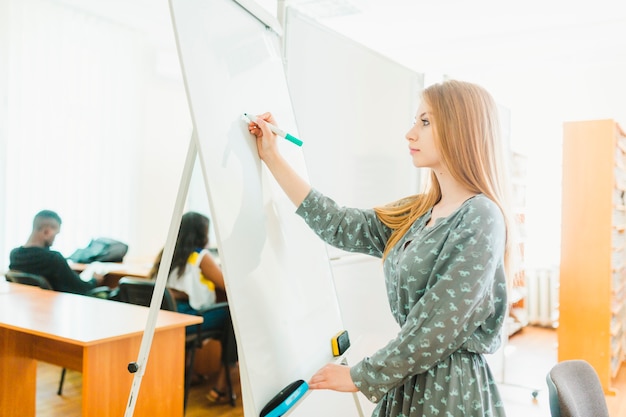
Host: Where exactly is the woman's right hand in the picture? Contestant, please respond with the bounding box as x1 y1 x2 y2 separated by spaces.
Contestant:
247 111 312 207
247 112 280 163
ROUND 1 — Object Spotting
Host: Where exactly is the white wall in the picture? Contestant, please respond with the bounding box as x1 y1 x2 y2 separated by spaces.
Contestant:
133 71 193 262
449 60 626 268
0 0 194 270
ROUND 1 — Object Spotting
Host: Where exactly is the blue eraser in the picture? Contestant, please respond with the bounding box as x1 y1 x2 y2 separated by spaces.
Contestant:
260 379 308 417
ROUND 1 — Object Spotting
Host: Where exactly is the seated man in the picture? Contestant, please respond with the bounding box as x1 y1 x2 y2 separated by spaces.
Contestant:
9 210 104 295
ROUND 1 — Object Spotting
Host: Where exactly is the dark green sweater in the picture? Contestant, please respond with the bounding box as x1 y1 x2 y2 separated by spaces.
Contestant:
9 246 97 295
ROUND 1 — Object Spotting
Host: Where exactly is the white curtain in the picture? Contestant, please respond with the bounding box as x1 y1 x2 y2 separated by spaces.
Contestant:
2 0 146 266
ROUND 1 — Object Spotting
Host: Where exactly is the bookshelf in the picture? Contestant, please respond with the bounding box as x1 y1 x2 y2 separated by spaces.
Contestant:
508 151 529 335
559 119 626 394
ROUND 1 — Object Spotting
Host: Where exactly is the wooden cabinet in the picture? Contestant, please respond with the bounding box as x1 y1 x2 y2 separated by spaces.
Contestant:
559 119 626 394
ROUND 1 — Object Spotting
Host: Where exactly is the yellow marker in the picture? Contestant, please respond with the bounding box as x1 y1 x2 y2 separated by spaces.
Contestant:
331 330 350 357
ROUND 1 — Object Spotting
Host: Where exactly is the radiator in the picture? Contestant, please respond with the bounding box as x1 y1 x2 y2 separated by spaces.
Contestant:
525 267 559 327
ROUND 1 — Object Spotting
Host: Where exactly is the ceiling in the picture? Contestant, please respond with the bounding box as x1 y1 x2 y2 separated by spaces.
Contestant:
299 0 626 71
53 0 626 74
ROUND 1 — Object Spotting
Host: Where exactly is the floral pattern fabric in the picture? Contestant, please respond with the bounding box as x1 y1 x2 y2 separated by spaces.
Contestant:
296 189 508 417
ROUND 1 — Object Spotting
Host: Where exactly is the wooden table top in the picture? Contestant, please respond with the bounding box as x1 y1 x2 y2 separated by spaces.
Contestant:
69 261 152 278
0 281 201 346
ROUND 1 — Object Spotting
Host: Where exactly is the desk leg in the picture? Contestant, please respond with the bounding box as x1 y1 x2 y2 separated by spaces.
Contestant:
81 327 186 417
0 329 36 417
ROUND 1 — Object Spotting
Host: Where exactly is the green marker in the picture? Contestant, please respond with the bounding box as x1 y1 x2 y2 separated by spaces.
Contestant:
242 113 303 147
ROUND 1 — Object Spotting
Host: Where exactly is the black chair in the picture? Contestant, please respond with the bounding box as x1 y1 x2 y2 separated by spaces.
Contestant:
116 277 236 409
4 270 68 396
117 276 179 310
546 359 610 417
5 270 53 289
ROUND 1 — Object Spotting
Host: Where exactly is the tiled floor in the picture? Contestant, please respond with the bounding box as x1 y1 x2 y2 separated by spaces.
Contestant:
493 326 557 417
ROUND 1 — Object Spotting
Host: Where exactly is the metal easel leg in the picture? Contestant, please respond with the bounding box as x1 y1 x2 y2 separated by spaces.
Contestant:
124 131 199 417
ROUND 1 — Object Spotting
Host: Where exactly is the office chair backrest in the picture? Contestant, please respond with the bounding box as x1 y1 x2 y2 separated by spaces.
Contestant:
546 359 609 417
116 277 177 311
5 270 54 290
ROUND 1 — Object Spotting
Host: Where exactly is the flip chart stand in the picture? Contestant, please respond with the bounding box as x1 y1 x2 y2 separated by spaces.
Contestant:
124 131 200 417
122 130 367 417
127 1 372 415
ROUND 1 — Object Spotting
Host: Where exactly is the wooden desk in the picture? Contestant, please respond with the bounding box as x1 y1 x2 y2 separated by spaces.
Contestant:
0 282 202 416
70 262 152 288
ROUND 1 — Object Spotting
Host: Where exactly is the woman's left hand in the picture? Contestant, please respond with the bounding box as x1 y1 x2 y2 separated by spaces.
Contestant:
308 364 358 392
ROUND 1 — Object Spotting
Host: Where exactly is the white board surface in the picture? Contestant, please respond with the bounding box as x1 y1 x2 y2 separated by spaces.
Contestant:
284 7 424 211
169 1 344 415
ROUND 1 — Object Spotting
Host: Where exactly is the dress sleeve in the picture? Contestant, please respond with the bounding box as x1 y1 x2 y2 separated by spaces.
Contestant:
295 188 392 258
350 201 508 401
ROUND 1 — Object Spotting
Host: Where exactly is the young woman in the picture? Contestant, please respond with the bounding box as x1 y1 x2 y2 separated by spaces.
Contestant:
150 211 232 404
247 80 513 416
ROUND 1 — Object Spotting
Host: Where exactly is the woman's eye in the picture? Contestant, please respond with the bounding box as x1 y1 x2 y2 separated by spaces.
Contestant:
421 118 430 127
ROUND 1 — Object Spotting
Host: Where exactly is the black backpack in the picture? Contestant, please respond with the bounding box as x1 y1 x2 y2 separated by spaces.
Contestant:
68 237 128 263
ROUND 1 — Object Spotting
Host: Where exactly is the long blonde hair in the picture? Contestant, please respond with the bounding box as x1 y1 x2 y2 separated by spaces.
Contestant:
374 80 514 274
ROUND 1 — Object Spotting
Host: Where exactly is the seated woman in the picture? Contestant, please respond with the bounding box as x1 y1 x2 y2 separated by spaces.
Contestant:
150 211 233 404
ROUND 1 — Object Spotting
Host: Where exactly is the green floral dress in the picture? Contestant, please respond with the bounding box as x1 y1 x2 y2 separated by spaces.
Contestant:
296 189 508 417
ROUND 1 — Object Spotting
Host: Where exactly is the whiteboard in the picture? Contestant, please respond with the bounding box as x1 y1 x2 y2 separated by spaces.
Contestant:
169 1 344 415
284 7 424 211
